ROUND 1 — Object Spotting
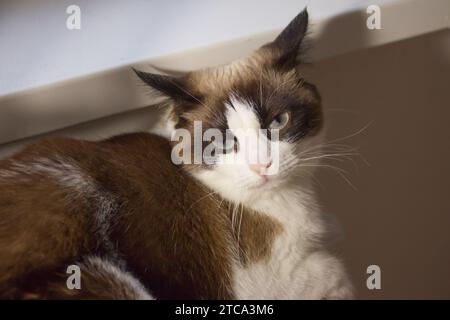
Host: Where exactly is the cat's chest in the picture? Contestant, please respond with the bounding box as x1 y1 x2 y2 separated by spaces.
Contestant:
231 200 314 299
232 227 306 299
118 183 320 299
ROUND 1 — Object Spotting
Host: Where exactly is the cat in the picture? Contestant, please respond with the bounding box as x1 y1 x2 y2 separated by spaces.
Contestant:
0 8 353 299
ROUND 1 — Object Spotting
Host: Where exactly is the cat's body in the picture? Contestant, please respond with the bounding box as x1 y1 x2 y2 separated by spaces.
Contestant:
0 9 353 299
0 132 351 299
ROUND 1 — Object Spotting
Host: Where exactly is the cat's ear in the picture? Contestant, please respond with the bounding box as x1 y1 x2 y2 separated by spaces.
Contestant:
132 68 200 103
259 8 309 69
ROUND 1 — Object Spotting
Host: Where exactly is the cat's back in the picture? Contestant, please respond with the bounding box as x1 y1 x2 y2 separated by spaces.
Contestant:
0 132 178 192
0 132 185 287
0 131 187 236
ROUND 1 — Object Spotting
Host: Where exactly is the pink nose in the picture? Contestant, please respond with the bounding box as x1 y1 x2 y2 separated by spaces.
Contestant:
249 161 272 176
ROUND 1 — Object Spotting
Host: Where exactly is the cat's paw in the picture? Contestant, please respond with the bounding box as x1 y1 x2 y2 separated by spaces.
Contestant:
305 251 355 300
322 271 355 300
323 282 355 300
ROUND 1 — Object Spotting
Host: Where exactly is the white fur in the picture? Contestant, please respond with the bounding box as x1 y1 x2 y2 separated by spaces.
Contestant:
226 97 261 131
233 190 353 299
192 97 354 299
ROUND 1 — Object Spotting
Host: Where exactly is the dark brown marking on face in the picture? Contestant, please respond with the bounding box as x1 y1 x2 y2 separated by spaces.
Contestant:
224 70 323 143
164 65 323 176
134 8 321 150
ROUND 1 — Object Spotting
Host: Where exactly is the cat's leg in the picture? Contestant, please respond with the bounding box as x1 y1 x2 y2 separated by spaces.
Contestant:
59 256 154 299
0 159 93 292
7 256 154 300
303 250 354 299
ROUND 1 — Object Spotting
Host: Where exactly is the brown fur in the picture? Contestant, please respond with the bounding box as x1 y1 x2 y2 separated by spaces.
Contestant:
0 133 281 299
232 208 283 267
6 256 149 300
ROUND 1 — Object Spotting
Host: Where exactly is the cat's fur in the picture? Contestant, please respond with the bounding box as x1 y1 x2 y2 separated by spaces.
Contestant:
0 9 353 299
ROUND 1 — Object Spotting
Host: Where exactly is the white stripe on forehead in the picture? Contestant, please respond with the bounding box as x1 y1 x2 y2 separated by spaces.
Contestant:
225 95 260 131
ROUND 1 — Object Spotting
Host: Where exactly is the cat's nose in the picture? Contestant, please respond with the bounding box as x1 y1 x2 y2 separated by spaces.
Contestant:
249 161 272 176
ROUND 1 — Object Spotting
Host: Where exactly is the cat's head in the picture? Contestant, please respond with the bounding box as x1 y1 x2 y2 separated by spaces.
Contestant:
135 9 323 201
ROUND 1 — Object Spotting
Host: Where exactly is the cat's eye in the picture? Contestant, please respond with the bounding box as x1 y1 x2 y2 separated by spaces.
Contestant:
269 112 289 130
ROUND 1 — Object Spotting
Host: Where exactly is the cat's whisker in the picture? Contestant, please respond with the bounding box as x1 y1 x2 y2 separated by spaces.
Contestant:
237 203 244 249
299 152 360 163
298 164 356 190
325 108 360 114
217 197 226 212
259 70 263 108
298 143 357 158
186 190 218 213
304 144 368 168
325 121 373 145
295 140 367 171
290 171 323 189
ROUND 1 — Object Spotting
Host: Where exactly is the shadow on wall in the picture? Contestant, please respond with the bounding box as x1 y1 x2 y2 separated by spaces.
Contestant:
304 9 450 299
0 65 157 146
309 8 371 61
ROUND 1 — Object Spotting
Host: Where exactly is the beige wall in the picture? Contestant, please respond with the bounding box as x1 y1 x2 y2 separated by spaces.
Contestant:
307 29 450 299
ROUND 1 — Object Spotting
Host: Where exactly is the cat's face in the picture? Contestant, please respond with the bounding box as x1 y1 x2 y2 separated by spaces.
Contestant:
135 9 323 199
